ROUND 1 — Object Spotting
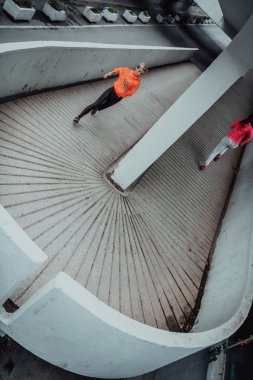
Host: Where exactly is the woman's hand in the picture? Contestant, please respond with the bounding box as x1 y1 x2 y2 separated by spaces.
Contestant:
103 70 115 79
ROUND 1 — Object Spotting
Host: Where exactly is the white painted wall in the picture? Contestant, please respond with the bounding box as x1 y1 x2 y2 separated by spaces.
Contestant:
0 144 253 377
0 205 47 305
109 14 253 190
0 41 197 99
0 272 201 378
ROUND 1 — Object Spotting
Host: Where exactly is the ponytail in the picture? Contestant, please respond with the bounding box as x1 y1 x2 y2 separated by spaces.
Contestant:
240 114 253 127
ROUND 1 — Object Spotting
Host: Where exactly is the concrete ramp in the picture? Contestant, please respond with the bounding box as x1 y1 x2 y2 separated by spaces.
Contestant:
1 61 250 331
0 141 253 377
1 62 253 377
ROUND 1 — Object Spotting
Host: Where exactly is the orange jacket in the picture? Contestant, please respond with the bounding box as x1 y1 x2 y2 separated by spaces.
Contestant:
113 67 141 98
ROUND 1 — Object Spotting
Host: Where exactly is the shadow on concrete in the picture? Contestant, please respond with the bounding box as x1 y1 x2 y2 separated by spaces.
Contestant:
0 335 110 380
225 301 253 380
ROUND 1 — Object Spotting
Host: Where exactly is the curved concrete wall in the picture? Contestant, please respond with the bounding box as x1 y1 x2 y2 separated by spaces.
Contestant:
1 144 253 378
192 143 253 332
0 272 202 378
0 41 197 100
0 205 47 305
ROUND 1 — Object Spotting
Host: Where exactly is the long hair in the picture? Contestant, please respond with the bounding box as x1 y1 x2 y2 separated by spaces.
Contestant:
240 114 253 127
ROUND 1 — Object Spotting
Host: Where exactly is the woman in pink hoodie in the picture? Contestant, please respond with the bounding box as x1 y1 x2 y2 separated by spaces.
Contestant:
199 114 253 171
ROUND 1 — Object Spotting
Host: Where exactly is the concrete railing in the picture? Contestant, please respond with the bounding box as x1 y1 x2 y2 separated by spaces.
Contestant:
0 205 47 305
0 144 253 378
0 41 198 100
192 142 253 332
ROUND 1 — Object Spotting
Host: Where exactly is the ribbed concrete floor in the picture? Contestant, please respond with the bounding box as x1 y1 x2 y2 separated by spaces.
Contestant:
0 63 250 331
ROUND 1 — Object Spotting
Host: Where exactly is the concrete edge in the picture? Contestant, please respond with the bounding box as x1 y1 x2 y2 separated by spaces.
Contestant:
0 40 199 53
0 24 216 29
0 204 47 263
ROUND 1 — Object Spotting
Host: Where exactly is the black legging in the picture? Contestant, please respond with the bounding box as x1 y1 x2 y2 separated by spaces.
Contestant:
78 87 122 119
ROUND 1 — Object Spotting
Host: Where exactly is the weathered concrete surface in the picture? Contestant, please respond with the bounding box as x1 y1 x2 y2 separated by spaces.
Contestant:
0 24 230 48
0 334 208 380
1 62 251 333
0 62 201 332
0 205 46 304
0 23 230 74
0 41 197 99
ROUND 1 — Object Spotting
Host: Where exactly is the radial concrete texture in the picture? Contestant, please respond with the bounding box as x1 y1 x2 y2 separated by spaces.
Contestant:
0 62 250 333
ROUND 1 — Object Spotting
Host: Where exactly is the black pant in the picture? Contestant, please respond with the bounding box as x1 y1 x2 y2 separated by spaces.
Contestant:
78 87 122 119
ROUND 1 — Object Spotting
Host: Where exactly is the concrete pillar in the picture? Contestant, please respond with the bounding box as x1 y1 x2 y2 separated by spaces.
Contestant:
106 15 253 192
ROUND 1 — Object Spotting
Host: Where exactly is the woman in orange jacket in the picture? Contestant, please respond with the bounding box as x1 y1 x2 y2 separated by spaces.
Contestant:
73 63 148 125
199 114 253 171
